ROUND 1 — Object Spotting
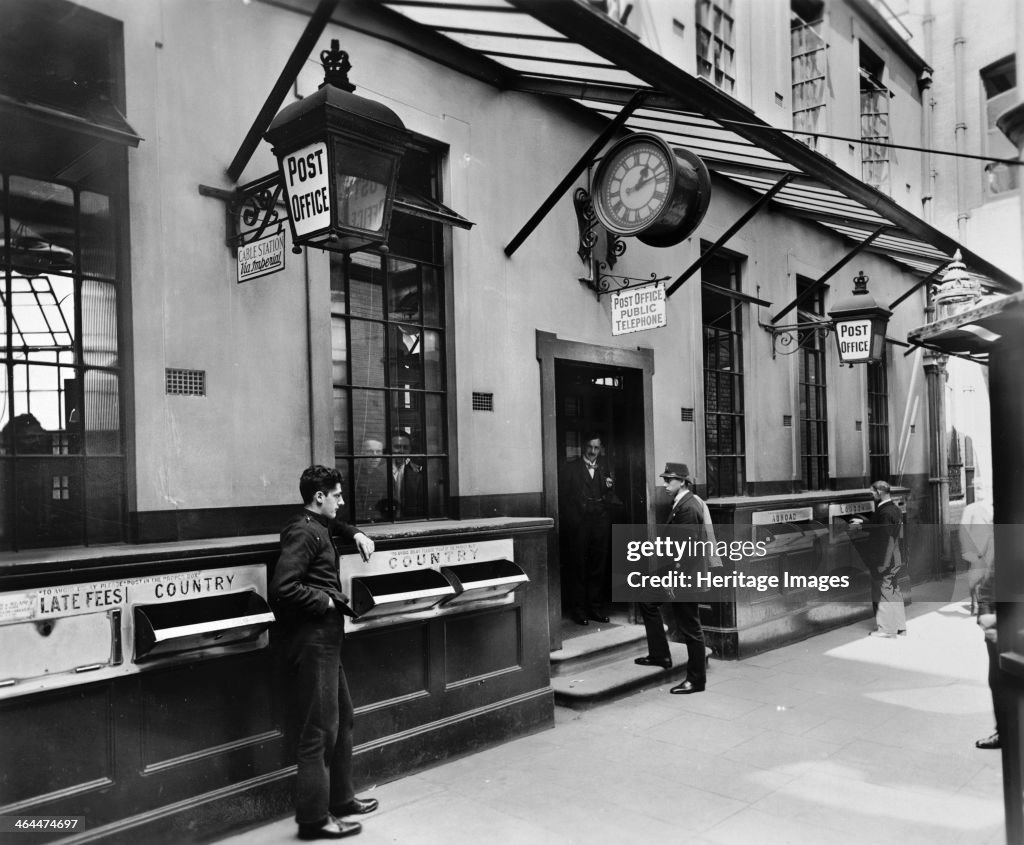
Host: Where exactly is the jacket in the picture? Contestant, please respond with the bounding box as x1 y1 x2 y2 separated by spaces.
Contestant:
270 510 359 625
561 458 614 524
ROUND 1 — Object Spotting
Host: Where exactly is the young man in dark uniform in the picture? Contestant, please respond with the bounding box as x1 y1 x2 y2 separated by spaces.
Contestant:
270 465 378 840
851 480 906 638
635 462 709 694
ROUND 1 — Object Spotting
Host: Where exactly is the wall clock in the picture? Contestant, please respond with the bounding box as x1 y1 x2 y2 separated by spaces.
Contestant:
591 133 711 248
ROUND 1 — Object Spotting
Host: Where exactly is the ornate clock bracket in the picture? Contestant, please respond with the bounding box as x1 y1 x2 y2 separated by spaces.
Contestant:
198 173 294 252
573 188 670 299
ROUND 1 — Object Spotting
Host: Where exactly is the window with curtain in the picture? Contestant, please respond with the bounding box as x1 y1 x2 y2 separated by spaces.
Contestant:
330 145 449 524
867 351 890 482
981 56 1019 197
702 246 745 498
791 2 827 152
696 0 736 95
797 278 829 490
0 2 129 550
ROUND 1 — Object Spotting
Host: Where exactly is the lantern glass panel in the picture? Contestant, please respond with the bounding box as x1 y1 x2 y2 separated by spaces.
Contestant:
332 138 396 234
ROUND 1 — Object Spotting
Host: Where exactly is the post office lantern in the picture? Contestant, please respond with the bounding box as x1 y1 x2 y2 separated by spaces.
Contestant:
264 41 412 253
829 271 891 364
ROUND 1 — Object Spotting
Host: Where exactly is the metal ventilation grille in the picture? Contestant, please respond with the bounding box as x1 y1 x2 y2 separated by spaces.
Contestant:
783 415 793 427
680 407 694 422
855 420 863 431
166 368 206 396
472 392 494 412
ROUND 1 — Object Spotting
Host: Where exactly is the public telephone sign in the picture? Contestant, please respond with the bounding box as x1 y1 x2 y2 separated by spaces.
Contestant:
835 318 873 363
280 141 330 238
611 282 667 335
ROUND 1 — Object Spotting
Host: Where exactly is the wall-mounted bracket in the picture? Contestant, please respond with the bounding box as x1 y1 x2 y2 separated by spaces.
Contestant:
761 318 833 359
199 173 294 252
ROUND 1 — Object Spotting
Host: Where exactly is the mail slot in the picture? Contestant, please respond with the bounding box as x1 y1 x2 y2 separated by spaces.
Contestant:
133 590 274 662
350 569 456 620
440 559 529 606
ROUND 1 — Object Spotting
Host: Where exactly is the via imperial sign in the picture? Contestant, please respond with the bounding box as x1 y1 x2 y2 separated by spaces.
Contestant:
835 318 873 363
237 230 285 282
611 282 667 335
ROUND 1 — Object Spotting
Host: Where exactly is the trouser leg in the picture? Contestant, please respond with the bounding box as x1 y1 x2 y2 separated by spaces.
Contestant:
328 661 356 813
585 516 610 615
639 601 670 661
671 601 706 685
288 618 343 827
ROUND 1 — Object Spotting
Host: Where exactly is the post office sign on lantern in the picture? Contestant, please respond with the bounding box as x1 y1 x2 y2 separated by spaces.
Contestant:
264 42 412 253
828 271 891 365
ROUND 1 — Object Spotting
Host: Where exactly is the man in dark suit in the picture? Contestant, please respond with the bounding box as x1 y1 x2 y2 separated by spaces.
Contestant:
560 433 616 625
851 479 906 637
635 462 709 695
390 431 424 519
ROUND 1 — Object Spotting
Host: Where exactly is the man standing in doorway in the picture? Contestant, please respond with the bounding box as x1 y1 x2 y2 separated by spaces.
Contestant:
561 433 616 625
270 465 379 840
635 462 709 694
851 480 907 638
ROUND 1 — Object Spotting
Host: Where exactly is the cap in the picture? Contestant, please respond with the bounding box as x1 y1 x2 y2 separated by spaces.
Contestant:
660 462 691 481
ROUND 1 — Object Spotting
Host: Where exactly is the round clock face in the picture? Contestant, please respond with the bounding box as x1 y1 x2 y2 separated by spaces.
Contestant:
593 136 674 235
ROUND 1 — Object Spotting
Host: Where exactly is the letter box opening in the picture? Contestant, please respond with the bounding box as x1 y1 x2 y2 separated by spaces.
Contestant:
350 569 455 620
440 559 529 606
133 590 274 662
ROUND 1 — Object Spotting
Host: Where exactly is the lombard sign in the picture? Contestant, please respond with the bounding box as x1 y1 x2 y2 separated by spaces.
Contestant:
611 282 667 336
835 318 874 363
280 140 330 238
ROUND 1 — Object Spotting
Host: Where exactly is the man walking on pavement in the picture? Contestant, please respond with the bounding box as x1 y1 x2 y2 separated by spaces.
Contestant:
270 465 379 839
635 462 709 694
851 480 906 638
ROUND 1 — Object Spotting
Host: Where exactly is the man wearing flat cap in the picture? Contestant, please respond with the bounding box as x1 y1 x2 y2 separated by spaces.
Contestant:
634 461 709 694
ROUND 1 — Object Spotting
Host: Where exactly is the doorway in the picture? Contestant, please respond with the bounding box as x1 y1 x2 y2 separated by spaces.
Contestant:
536 331 655 650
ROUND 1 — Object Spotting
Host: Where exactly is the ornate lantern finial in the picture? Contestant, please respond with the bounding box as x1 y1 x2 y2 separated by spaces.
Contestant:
320 39 356 92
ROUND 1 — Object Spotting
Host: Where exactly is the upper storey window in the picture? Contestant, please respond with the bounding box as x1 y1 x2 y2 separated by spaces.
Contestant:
696 0 736 95
981 56 1019 198
859 42 891 194
791 0 827 151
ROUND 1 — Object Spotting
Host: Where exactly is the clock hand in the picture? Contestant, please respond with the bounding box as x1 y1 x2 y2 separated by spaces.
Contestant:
625 166 655 195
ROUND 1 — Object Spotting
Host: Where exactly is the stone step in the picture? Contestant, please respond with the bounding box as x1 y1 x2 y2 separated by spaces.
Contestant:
549 621 649 677
552 640 701 709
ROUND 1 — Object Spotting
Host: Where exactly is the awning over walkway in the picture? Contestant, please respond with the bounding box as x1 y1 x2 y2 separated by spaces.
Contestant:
370 0 1019 294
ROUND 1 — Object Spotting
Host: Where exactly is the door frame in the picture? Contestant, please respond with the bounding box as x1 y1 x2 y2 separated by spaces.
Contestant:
536 330 656 647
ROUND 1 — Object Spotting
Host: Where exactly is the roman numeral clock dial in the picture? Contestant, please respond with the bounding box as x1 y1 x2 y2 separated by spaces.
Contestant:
591 133 712 248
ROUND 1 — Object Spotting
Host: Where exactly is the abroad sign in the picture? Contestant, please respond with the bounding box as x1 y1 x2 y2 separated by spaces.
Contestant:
611 282 667 335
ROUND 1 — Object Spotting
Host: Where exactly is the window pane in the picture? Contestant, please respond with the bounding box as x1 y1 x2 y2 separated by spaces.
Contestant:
82 279 118 367
425 393 444 454
11 363 73 451
331 313 348 386
8 177 75 278
388 212 436 263
423 330 443 391
333 388 350 456
84 457 123 543
14 457 83 548
390 325 422 388
350 389 385 457
350 320 385 387
10 275 75 363
425 457 447 518
423 266 442 325
390 454 425 519
391 394 423 454
388 256 421 321
83 369 119 454
80 191 115 279
347 252 384 319
351 456 392 523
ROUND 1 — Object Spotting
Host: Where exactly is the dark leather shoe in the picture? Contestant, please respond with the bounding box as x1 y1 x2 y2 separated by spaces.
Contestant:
297 819 362 839
634 655 671 670
976 732 1001 750
334 796 379 816
570 612 588 626
669 679 705 695
588 613 610 623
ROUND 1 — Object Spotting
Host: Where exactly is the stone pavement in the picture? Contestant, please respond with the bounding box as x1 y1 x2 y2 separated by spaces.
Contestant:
213 584 1005 845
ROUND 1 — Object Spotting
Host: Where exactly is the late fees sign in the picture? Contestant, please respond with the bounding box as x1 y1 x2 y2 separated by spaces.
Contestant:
835 318 873 363
281 141 330 239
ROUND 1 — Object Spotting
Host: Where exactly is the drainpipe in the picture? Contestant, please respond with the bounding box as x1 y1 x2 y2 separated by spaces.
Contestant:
919 0 935 223
952 1 969 240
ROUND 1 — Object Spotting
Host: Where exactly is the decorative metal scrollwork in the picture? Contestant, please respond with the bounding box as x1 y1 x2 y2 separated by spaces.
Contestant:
761 320 834 358
574 187 599 265
227 173 289 250
581 268 670 298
